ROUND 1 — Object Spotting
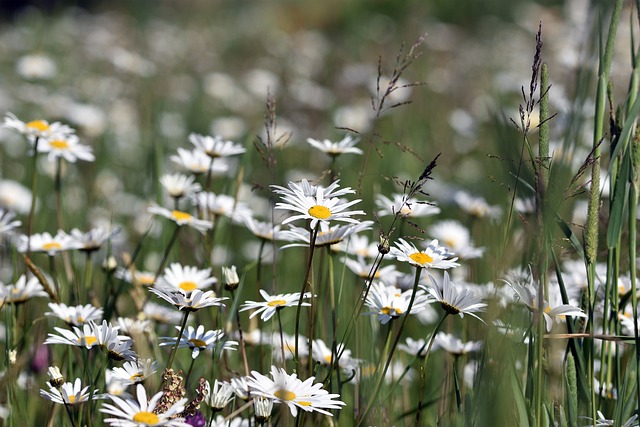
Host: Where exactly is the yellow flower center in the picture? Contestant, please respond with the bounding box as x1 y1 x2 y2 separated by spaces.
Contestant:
83 335 97 346
50 140 69 150
26 120 49 132
444 238 456 249
42 242 62 251
274 389 296 401
130 373 144 381
267 299 287 307
308 205 331 220
76 316 84 323
324 354 332 364
188 338 207 347
409 252 433 266
179 281 197 292
171 210 192 221
67 395 76 404
381 306 392 315
132 411 160 424
298 401 312 407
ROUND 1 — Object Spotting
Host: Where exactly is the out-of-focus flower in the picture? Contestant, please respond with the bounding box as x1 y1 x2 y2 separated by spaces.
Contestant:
428 220 485 259
0 210 21 236
192 192 253 224
188 133 246 158
453 190 502 219
70 227 120 253
242 217 285 241
434 332 483 355
160 173 202 200
0 275 47 304
0 180 32 214
170 147 229 175
398 337 428 358
280 221 373 249
16 231 81 255
306 135 362 157
16 53 58 80
222 265 240 290
3 113 74 140
45 303 103 326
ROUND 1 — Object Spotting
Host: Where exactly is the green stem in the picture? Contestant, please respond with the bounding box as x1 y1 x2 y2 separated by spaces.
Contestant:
294 225 319 369
25 136 40 271
167 310 190 370
153 224 181 282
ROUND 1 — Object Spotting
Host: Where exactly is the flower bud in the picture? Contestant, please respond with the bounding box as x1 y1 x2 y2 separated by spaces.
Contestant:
222 265 240 291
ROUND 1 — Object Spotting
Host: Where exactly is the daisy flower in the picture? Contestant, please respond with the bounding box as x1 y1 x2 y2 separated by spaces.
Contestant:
156 263 217 294
434 332 483 355
422 272 487 321
504 275 586 331
148 204 213 234
273 180 364 229
271 179 356 200
91 320 137 361
391 238 460 270
0 209 21 236
311 338 359 373
149 288 227 312
109 359 159 386
230 376 250 400
100 383 189 427
160 325 237 359
192 192 253 224
270 333 310 362
45 302 103 326
70 227 120 253
247 366 346 417
115 268 157 287
160 173 202 200
37 133 95 163
398 337 428 358
142 302 184 324
428 220 485 259
240 290 312 321
44 323 100 348
306 134 362 157
3 113 74 139
254 397 274 423
16 230 80 255
116 317 153 335
363 281 430 324
342 257 401 285
170 147 229 175
375 193 440 218
40 378 96 405
189 132 246 158
0 275 47 304
338 234 379 258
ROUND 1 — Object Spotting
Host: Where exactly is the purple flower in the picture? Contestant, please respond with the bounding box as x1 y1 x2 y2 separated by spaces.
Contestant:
185 411 206 427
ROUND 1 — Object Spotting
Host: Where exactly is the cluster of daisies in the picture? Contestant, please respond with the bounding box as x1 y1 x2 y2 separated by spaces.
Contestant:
0 112 607 427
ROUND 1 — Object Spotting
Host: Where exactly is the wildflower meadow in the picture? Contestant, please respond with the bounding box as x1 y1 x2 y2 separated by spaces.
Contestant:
1 0 639 426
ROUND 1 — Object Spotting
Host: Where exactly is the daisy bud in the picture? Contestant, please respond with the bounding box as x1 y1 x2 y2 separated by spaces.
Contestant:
254 397 273 423
378 236 390 254
102 256 117 272
47 366 65 388
222 265 240 291
8 349 16 365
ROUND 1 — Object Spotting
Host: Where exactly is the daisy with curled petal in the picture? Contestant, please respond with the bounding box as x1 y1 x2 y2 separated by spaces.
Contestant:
364 281 430 324
422 272 487 322
435 332 483 355
148 204 213 234
45 302 103 326
391 238 460 270
156 263 217 294
3 113 75 139
160 325 237 359
170 147 229 175
375 193 440 218
37 133 95 163
160 173 202 200
149 288 227 312
274 183 365 229
189 133 246 158
16 230 81 255
0 209 21 236
39 378 96 405
0 275 47 304
240 290 312 321
247 366 346 417
100 383 189 427
306 134 362 157
109 358 159 386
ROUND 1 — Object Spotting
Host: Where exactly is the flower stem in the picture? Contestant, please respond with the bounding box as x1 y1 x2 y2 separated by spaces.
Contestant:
294 225 319 370
167 310 190 370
